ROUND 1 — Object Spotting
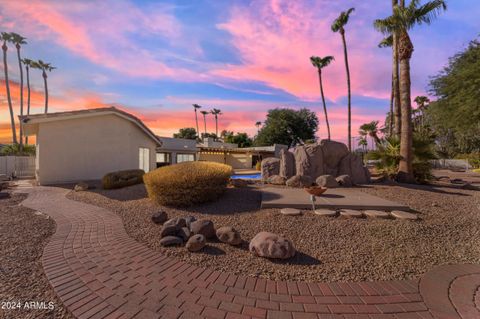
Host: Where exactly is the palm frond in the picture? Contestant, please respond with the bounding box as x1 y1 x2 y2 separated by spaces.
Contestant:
411 0 447 28
378 35 393 48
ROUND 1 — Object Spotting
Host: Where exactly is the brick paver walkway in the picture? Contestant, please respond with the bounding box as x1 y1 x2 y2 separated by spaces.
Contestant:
20 186 480 319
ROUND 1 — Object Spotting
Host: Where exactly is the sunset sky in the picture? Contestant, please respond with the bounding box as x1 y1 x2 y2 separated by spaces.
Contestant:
0 0 478 145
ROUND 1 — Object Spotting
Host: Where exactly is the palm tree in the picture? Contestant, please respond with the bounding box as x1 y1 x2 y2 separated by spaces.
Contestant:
34 60 56 114
192 104 201 140
21 58 35 145
359 121 381 148
255 121 261 134
414 95 430 130
310 55 334 140
358 136 368 152
10 33 27 147
374 0 447 183
210 108 222 138
1 32 17 144
331 7 355 151
378 35 396 137
200 110 209 137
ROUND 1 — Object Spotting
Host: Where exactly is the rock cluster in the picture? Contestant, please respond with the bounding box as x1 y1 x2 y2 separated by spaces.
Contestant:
262 139 370 187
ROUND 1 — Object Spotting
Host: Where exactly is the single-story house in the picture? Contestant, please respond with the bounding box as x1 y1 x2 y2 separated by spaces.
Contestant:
155 136 197 167
197 138 287 169
20 107 162 185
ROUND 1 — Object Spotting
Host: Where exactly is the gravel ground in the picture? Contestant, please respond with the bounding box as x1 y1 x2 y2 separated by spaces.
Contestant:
0 191 73 319
67 173 480 283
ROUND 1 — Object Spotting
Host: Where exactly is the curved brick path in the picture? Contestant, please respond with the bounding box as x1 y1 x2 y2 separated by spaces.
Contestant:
19 186 480 319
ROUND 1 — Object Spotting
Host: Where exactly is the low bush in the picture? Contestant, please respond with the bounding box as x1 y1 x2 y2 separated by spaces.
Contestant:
102 169 145 189
143 161 232 206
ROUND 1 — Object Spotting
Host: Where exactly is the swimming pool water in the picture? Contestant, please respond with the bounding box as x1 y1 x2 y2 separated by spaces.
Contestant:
231 173 261 180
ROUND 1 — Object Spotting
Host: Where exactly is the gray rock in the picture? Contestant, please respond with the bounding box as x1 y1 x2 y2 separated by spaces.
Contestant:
186 234 206 252
151 211 168 224
74 182 88 192
184 216 197 229
316 175 339 188
261 158 280 181
216 226 242 246
249 232 296 259
267 175 286 185
279 149 296 179
336 175 353 187
339 153 370 185
285 175 313 188
160 225 178 238
177 227 191 241
319 140 349 174
190 219 216 239
159 236 183 246
164 217 186 229
293 143 324 179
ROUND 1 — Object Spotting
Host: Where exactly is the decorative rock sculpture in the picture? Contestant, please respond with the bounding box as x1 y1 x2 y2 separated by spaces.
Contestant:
279 148 296 179
261 158 280 181
249 232 296 259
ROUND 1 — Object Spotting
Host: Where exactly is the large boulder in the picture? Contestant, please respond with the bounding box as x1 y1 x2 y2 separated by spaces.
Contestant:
261 158 280 181
293 143 324 179
249 232 296 259
279 149 296 179
216 226 242 246
319 140 349 176
267 175 286 185
316 175 339 188
339 153 370 185
285 175 313 188
190 219 216 239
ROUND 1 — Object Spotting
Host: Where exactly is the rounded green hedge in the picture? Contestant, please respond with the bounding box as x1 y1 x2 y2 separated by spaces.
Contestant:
143 161 233 206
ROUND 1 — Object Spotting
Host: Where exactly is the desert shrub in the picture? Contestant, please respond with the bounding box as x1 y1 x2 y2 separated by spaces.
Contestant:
143 161 232 206
102 169 145 189
455 153 480 169
367 135 436 183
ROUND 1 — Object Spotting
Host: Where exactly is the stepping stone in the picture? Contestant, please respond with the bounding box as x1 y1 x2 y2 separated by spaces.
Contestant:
364 210 390 219
314 209 337 217
280 208 302 216
391 210 418 220
340 209 363 218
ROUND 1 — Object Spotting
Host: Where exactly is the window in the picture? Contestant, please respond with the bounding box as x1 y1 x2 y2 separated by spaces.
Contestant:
139 147 150 172
156 152 170 163
176 153 195 163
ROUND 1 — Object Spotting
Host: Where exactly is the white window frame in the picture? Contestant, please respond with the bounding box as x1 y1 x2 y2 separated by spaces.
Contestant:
139 147 150 172
176 153 195 163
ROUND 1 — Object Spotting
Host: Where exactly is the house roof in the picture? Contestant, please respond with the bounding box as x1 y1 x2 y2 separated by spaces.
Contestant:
19 107 162 146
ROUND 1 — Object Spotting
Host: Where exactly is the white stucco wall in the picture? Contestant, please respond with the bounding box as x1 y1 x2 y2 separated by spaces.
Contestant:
35 114 157 185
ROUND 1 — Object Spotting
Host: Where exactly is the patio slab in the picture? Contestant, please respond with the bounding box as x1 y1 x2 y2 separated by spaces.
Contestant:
261 187 410 211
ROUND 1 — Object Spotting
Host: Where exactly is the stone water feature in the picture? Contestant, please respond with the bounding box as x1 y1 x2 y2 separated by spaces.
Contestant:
261 140 370 187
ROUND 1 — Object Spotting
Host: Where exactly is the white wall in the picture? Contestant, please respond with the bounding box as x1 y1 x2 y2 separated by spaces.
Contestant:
36 114 157 184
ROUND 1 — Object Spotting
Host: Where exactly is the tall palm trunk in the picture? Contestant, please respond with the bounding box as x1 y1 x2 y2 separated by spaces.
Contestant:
214 115 218 137
2 41 17 144
388 74 394 137
194 109 199 139
340 29 352 151
42 70 48 113
25 64 31 145
397 31 415 183
317 69 331 140
392 0 401 138
16 44 24 147
203 115 207 135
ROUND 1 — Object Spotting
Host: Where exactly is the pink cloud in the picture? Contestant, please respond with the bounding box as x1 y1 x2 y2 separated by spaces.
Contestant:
0 0 200 80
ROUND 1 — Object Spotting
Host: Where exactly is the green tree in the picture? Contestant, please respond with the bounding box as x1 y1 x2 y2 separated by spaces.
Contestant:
1 32 17 144
33 60 56 114
173 127 197 140
254 108 318 147
0 143 35 156
210 108 222 138
255 121 261 134
192 104 201 139
427 39 480 153
310 55 334 140
224 132 253 148
359 121 381 147
374 0 447 183
332 7 355 151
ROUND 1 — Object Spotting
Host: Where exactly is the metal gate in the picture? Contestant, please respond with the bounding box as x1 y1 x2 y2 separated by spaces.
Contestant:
0 156 36 179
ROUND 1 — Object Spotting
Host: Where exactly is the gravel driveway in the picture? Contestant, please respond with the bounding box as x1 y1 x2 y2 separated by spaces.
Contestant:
67 177 480 283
